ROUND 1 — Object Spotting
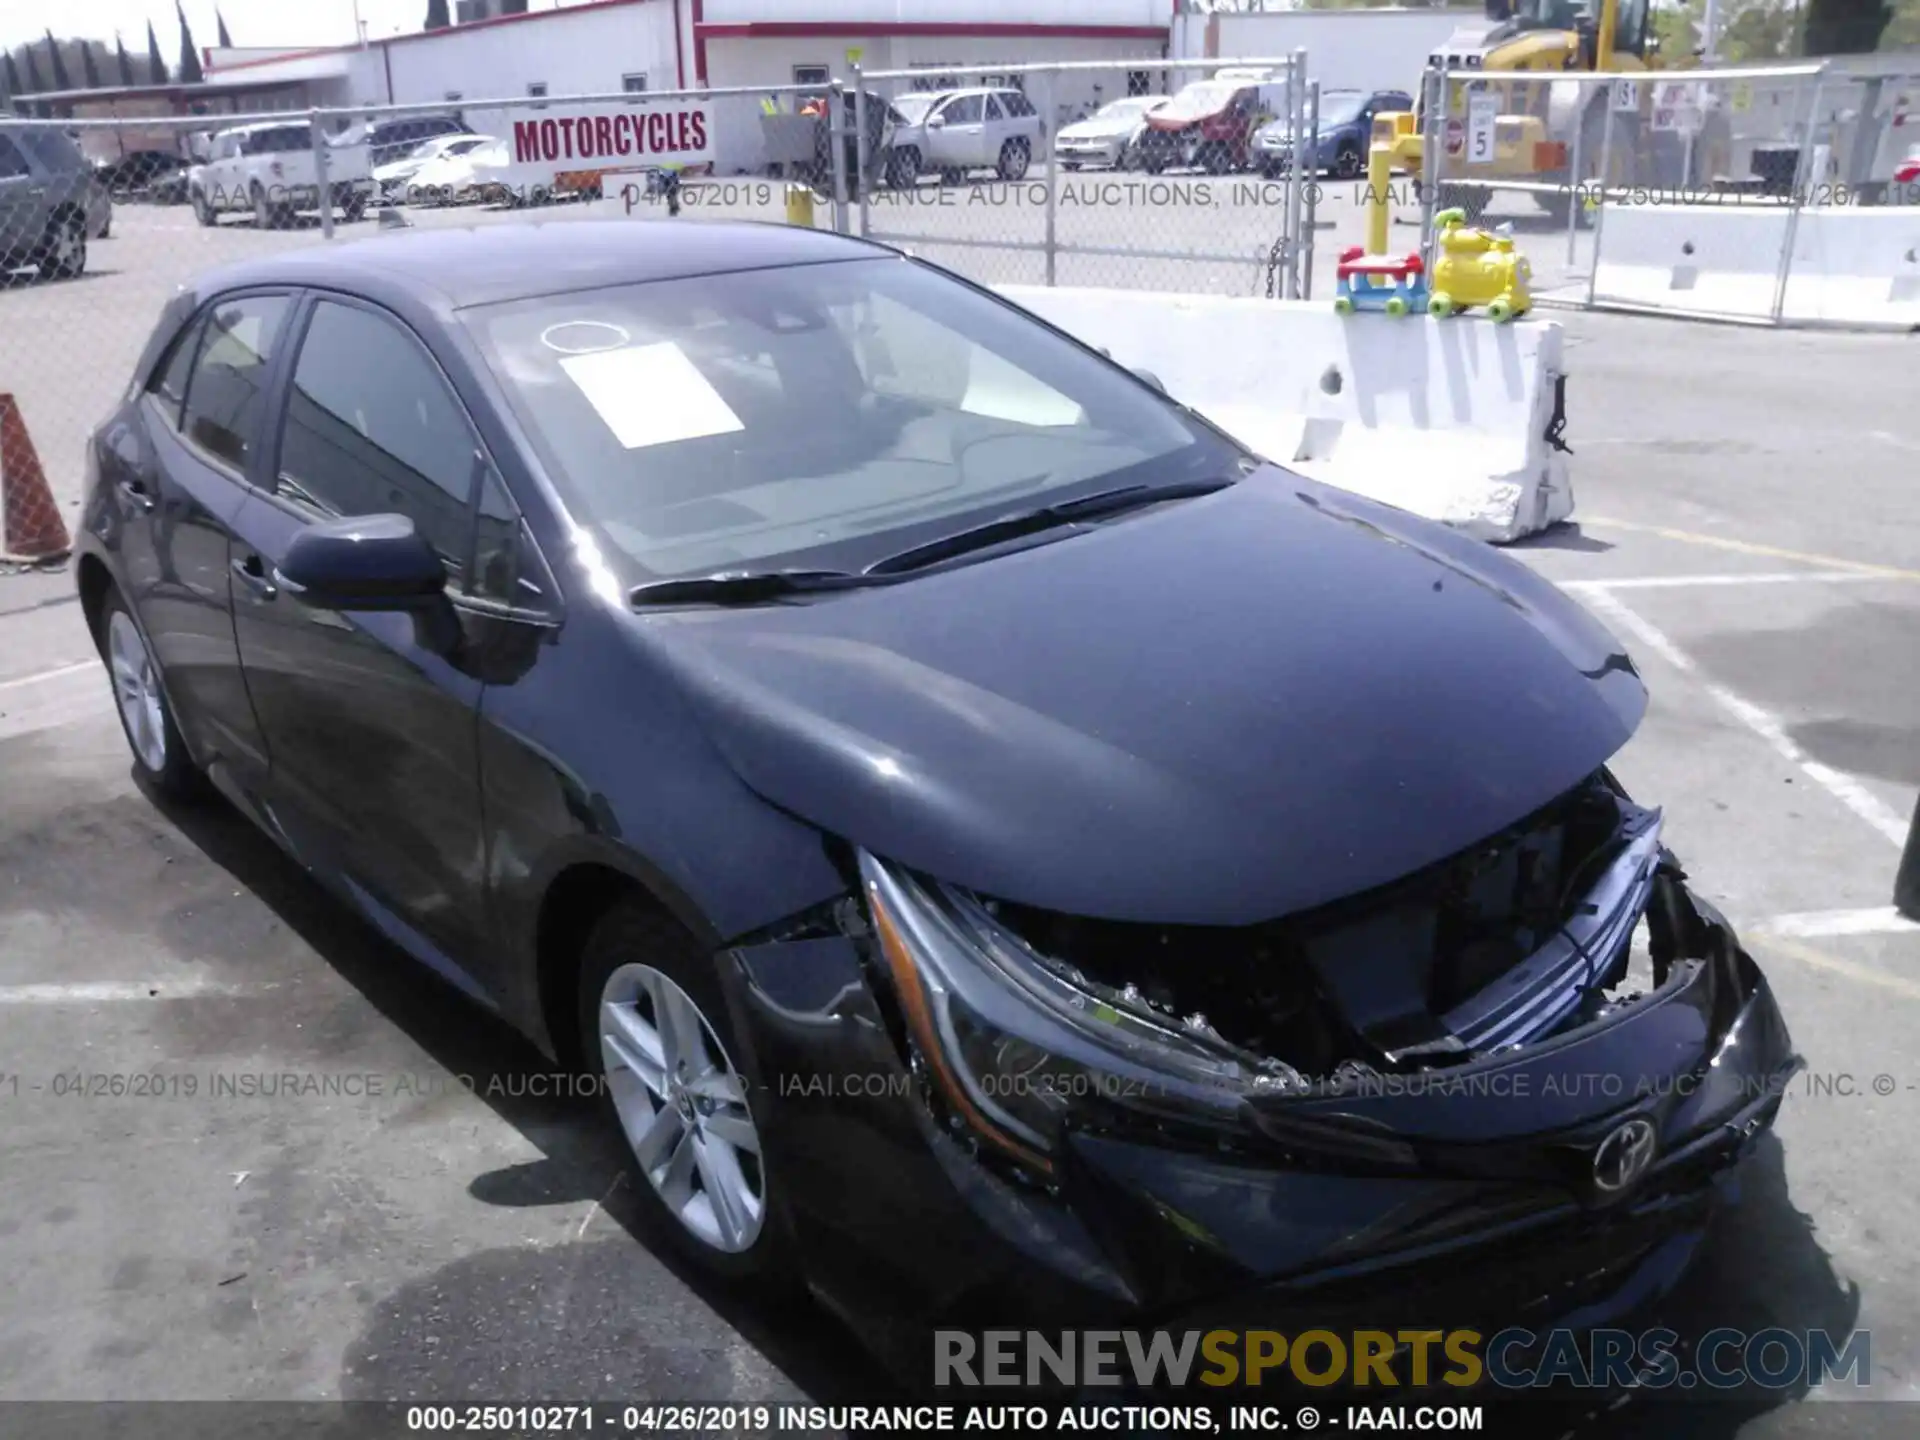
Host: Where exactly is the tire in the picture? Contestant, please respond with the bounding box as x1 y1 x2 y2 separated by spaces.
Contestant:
250 183 274 230
1201 140 1234 176
1428 291 1456 318
37 212 86 280
192 188 216 227
578 898 795 1283
341 192 367 223
939 167 966 187
996 138 1030 183
1062 160 1081 172
1333 143 1363 180
99 591 204 801
885 147 919 190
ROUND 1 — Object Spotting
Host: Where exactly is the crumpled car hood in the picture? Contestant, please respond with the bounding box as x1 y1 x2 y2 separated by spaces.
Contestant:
643 473 1645 927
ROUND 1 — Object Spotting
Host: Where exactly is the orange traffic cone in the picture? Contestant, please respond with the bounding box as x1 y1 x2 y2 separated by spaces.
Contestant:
0 393 71 563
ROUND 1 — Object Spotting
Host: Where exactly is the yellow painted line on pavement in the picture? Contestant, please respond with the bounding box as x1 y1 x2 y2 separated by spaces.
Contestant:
1584 517 1920 584
1755 933 1920 1006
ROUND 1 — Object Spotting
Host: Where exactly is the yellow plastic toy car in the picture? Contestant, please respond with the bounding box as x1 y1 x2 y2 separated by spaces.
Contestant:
1426 207 1532 323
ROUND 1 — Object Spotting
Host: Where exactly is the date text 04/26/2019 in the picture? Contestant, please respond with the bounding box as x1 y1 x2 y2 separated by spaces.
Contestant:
402 1403 1486 1433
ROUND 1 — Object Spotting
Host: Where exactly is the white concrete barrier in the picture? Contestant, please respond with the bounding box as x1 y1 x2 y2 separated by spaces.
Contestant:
1591 204 1920 329
996 285 1574 544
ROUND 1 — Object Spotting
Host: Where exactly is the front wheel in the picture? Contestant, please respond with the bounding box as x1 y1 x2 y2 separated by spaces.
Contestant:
100 593 204 800
192 189 216 227
996 138 1030 182
1201 141 1235 176
37 213 86 280
341 191 367 223
1428 292 1456 318
1333 294 1355 315
1384 295 1409 317
1487 297 1515 323
579 899 796 1283
1333 143 1364 180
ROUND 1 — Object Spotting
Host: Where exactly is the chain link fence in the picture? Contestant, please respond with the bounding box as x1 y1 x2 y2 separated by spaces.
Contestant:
1414 61 1920 323
849 55 1323 299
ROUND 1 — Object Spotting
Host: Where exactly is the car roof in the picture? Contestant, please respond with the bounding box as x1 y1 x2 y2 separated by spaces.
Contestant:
187 218 901 311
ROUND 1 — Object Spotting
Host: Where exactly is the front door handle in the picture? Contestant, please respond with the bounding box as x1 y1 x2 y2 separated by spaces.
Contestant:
231 553 277 601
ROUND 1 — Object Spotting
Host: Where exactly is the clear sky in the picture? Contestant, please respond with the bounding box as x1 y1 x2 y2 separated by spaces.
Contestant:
2 1 582 55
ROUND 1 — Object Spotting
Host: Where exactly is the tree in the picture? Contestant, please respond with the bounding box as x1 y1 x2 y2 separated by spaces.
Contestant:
147 20 170 85
425 0 452 29
23 46 44 92
217 10 234 47
176 2 204 84
115 35 136 87
44 31 72 90
1802 0 1892 50
2 52 21 101
80 39 102 89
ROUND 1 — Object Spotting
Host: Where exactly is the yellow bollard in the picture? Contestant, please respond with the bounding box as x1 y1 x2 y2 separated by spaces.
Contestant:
1365 140 1392 259
785 184 816 228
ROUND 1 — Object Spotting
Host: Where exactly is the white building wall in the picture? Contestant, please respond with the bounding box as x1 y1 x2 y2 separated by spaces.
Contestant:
1200 10 1475 95
383 1 682 110
702 0 1166 23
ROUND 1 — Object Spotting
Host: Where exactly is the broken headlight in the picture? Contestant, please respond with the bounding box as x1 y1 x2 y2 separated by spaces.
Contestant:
858 851 1305 1173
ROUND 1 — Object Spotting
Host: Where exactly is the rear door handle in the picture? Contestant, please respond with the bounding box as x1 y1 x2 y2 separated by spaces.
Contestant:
231 554 277 601
117 478 156 511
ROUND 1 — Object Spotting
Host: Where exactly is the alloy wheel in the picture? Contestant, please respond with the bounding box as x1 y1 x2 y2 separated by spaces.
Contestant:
599 962 766 1254
107 610 167 775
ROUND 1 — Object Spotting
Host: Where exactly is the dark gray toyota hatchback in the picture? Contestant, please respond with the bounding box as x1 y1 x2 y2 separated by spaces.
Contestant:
74 220 1797 1362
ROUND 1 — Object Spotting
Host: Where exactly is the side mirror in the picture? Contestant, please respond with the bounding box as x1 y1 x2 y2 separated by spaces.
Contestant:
928 114 946 128
1131 367 1166 394
276 513 448 612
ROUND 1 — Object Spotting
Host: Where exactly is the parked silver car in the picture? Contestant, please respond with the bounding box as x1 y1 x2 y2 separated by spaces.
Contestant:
0 124 112 280
888 86 1044 184
1053 94 1170 170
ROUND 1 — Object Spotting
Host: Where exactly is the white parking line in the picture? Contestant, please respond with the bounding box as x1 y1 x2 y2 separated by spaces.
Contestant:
1761 907 1920 939
0 980 269 1005
1580 587 1913 848
0 660 96 692
1561 572 1879 592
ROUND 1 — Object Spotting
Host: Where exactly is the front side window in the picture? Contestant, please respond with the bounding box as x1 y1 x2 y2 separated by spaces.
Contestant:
940 95 984 125
276 300 479 571
464 256 1240 584
180 294 291 470
149 313 208 427
0 135 29 180
242 127 309 156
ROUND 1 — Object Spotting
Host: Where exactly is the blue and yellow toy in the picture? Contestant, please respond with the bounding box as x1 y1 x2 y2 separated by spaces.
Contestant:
1334 246 1428 317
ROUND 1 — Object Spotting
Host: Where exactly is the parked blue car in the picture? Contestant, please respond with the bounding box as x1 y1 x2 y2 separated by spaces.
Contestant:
1254 87 1414 179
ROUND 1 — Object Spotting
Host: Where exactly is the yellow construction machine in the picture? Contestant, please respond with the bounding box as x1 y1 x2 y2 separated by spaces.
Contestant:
1375 0 1727 223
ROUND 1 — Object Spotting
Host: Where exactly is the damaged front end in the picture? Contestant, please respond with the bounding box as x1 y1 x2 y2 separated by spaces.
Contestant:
835 768 1799 1319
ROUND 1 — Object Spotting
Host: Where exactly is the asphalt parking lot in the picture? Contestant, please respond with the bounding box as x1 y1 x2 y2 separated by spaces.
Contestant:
1 183 1916 1435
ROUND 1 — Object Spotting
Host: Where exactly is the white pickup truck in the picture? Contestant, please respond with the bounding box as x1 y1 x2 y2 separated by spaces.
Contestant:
189 120 374 229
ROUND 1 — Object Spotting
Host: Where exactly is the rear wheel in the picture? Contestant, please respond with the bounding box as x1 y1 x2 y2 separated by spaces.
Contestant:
578 899 795 1282
100 592 204 800
341 190 367 223
885 146 920 189
939 166 966 187
250 183 274 229
1201 140 1235 175
1333 142 1364 180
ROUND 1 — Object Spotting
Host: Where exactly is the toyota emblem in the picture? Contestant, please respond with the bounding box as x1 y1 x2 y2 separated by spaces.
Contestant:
1592 1117 1659 1195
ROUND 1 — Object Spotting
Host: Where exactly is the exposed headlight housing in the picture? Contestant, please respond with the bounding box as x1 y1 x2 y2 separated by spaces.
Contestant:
858 851 1307 1174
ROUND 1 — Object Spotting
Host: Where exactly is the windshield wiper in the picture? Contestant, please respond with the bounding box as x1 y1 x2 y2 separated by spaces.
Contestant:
630 568 877 608
862 476 1235 577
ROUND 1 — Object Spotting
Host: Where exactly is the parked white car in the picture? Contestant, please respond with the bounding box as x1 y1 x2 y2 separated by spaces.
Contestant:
188 120 374 229
375 133 495 202
408 139 509 206
889 86 1044 184
1053 95 1169 170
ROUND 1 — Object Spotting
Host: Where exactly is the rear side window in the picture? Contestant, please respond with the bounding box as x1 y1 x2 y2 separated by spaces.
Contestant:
181 295 292 470
21 130 84 170
1002 92 1036 119
0 135 28 180
149 314 208 427
242 127 308 156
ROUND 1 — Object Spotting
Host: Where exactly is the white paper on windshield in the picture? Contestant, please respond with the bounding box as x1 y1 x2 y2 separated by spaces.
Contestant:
959 347 1085 428
559 342 745 450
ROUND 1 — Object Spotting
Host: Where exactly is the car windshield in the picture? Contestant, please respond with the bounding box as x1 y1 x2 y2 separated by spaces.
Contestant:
1092 97 1155 123
1157 82 1240 120
405 137 448 159
1318 93 1368 126
892 94 938 124
465 256 1241 583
